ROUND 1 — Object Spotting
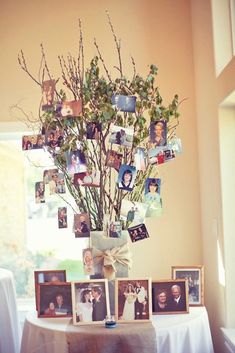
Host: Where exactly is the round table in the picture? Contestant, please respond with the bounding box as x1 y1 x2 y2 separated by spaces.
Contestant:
0 268 21 353
20 307 214 353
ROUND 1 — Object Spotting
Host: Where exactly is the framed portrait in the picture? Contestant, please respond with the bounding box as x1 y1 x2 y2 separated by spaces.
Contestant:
172 265 204 306
37 282 72 318
152 279 189 315
71 279 110 325
34 270 67 310
115 278 151 322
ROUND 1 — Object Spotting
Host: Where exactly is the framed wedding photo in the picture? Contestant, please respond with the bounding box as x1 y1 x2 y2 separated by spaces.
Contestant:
115 278 151 323
34 270 66 310
152 279 189 315
172 265 204 306
71 279 110 325
38 282 72 318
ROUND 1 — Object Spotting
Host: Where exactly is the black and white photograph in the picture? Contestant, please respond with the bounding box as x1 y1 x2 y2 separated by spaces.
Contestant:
71 279 110 324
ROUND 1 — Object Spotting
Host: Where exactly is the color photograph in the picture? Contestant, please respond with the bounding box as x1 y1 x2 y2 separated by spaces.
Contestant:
117 165 136 191
109 125 134 148
74 213 90 238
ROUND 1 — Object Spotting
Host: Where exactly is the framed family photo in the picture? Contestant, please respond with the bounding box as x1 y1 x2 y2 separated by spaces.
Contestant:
34 270 66 310
71 279 110 325
152 279 189 315
115 278 151 323
37 282 72 318
172 265 204 306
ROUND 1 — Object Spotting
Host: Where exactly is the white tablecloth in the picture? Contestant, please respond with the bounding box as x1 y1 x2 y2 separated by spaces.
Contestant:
20 307 214 353
0 268 21 353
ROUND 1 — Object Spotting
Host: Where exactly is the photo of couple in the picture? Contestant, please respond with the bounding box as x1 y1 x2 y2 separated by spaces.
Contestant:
152 279 188 314
72 280 109 325
116 279 151 322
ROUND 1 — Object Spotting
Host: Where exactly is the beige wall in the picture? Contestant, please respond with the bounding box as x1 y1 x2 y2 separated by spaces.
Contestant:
0 0 214 348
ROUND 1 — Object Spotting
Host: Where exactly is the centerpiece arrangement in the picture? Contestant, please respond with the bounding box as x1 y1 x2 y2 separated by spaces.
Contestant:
19 13 182 280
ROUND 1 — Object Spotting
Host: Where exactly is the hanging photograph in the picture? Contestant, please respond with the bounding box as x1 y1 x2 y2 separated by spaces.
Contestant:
144 178 162 218
86 122 101 140
167 137 183 154
134 147 147 171
71 279 110 325
65 149 87 174
109 125 134 148
152 279 189 315
128 223 149 243
105 150 122 171
34 270 66 310
60 100 82 117
74 213 90 238
41 79 56 111
22 134 45 150
171 266 204 306
35 182 45 204
149 120 167 148
117 165 136 191
109 221 122 238
38 282 72 318
111 94 136 112
82 248 94 275
120 199 148 226
58 207 68 229
45 128 64 149
56 173 66 194
115 278 151 322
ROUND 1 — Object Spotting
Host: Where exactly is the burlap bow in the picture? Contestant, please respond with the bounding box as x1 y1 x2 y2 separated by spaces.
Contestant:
93 242 132 280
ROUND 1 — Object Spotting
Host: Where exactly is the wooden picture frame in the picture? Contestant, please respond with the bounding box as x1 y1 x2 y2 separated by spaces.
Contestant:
172 265 204 306
71 279 110 325
152 279 189 315
38 282 72 318
115 278 152 322
34 270 66 310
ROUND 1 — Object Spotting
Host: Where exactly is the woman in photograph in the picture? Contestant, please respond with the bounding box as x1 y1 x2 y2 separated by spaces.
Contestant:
155 289 168 311
150 121 166 147
122 283 137 320
145 179 161 204
118 169 133 191
77 289 93 322
44 302 56 316
83 249 94 275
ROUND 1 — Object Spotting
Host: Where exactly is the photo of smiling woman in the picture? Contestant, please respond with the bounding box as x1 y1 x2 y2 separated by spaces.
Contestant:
117 165 136 191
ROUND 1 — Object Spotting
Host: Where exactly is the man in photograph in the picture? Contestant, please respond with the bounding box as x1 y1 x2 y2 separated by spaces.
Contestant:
91 285 107 321
134 281 147 319
168 284 186 311
54 294 69 315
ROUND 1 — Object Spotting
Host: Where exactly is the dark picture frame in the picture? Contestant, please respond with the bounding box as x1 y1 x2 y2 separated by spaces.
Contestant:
71 279 110 325
34 270 66 310
152 279 189 315
172 265 204 306
115 278 151 322
37 282 72 318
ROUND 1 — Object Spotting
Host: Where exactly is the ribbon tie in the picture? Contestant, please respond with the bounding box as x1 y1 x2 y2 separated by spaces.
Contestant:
93 242 132 280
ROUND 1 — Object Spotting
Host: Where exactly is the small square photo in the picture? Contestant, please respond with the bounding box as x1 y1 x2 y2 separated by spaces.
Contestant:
128 223 149 243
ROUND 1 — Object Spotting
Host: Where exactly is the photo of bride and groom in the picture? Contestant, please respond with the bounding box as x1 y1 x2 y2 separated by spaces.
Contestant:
116 279 151 322
72 280 110 325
